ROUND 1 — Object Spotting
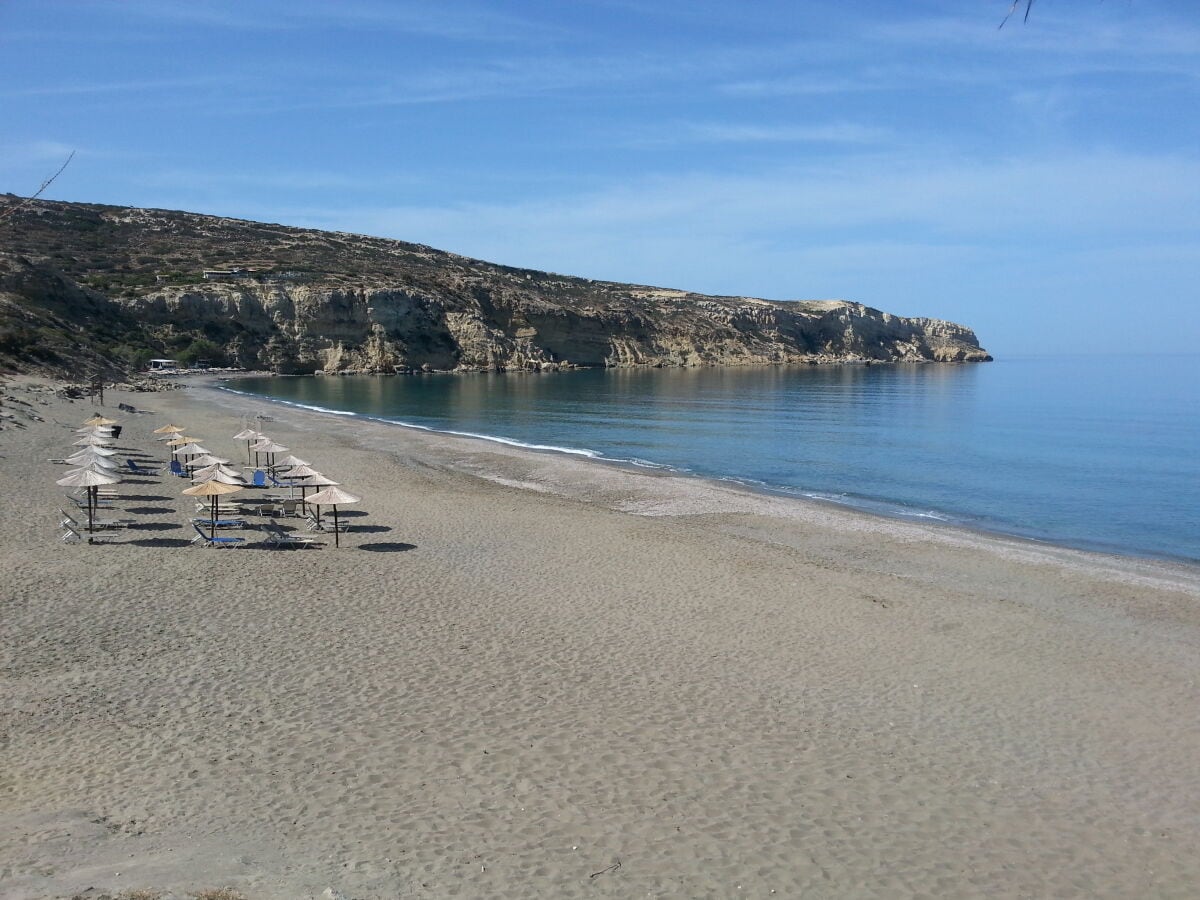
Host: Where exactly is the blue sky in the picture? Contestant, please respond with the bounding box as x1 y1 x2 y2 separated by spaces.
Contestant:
2 1 1198 356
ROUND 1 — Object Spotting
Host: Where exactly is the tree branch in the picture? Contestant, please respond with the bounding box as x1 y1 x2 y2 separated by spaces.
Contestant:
999 0 1035 29
0 150 76 221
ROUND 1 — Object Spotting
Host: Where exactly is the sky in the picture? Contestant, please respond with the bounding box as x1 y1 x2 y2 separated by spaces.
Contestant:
2 0 1199 357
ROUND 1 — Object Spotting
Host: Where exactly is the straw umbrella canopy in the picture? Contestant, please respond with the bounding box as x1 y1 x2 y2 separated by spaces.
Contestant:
290 471 338 508
232 427 261 465
83 415 118 427
56 467 120 532
251 439 289 471
191 469 246 486
304 485 360 547
276 463 320 501
182 480 244 539
189 453 231 468
75 425 115 435
275 454 310 469
73 434 114 447
154 425 187 443
65 449 121 470
171 442 210 466
191 462 247 486
66 443 119 457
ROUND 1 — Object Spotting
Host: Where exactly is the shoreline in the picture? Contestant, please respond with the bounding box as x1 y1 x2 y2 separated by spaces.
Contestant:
211 376 1200 575
4 376 1199 898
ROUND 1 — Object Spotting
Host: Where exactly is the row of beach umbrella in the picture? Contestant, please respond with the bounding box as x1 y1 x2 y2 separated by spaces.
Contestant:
157 420 362 545
54 414 122 532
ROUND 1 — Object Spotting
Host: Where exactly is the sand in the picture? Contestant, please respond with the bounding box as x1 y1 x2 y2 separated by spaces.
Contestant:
2 375 1198 899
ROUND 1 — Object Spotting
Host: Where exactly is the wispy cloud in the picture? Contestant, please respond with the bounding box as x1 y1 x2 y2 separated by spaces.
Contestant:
79 0 564 43
0 75 230 99
244 149 1199 296
137 167 426 194
629 122 889 147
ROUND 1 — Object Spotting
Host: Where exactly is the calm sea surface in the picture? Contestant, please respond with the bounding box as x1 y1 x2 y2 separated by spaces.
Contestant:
224 355 1200 564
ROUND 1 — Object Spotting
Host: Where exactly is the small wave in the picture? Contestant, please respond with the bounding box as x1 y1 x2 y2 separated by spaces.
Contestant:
215 386 601 458
441 429 601 458
802 491 957 524
217 387 356 417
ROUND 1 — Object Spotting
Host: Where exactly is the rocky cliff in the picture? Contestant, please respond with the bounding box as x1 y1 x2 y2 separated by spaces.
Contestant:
0 197 990 376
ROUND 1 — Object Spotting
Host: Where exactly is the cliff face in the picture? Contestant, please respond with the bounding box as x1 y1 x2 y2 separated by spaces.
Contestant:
0 197 991 375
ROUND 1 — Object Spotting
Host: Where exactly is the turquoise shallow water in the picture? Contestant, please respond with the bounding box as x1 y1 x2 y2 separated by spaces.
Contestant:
224 355 1200 564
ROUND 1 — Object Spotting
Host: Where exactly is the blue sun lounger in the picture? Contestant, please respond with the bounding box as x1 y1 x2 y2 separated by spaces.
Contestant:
191 523 245 548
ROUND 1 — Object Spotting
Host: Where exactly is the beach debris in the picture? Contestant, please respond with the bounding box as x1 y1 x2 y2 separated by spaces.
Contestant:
589 859 622 878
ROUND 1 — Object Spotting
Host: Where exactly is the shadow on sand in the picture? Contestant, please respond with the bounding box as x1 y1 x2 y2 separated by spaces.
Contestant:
357 542 416 553
126 537 193 548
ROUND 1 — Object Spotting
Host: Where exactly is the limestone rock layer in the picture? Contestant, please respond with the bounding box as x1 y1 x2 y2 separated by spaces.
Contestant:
0 197 991 376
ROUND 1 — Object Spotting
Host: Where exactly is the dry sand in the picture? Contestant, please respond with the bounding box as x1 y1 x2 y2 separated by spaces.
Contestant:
2 375 1198 899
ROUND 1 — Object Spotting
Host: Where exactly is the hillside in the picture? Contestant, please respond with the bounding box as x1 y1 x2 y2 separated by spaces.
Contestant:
0 196 990 378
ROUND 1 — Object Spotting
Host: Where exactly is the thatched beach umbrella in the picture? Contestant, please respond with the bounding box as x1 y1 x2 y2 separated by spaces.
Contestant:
232 427 261 465
171 442 210 468
251 438 288 471
73 434 114 447
66 444 119 460
192 461 244 480
278 463 320 498
182 480 243 539
191 464 246 486
56 467 120 532
189 453 231 468
65 449 121 470
304 485 360 548
291 471 338 510
154 424 187 444
83 415 118 427
275 454 310 469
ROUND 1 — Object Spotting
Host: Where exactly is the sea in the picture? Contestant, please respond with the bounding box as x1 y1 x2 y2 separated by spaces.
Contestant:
222 354 1200 565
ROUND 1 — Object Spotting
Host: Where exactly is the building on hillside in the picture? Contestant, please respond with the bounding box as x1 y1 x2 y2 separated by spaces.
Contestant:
202 268 254 280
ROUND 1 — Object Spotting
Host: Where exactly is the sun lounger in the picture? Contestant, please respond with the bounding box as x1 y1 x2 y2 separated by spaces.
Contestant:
60 523 113 544
191 516 247 529
191 523 245 548
169 459 188 477
65 494 116 509
58 507 131 530
262 519 322 549
305 512 348 533
126 459 160 476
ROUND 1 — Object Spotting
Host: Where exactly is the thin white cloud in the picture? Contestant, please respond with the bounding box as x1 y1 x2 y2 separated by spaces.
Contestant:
610 118 895 150
234 149 1200 299
78 0 564 43
138 167 426 193
0 75 231 99
0 139 79 165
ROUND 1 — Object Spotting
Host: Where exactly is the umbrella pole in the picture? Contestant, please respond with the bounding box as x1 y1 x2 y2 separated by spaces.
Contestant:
211 496 218 540
333 506 340 548
88 486 95 533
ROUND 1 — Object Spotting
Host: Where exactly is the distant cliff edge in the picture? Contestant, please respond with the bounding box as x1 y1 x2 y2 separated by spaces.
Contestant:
0 196 991 378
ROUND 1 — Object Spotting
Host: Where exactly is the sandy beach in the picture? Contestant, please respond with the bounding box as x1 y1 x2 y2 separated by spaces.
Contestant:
2 375 1199 899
